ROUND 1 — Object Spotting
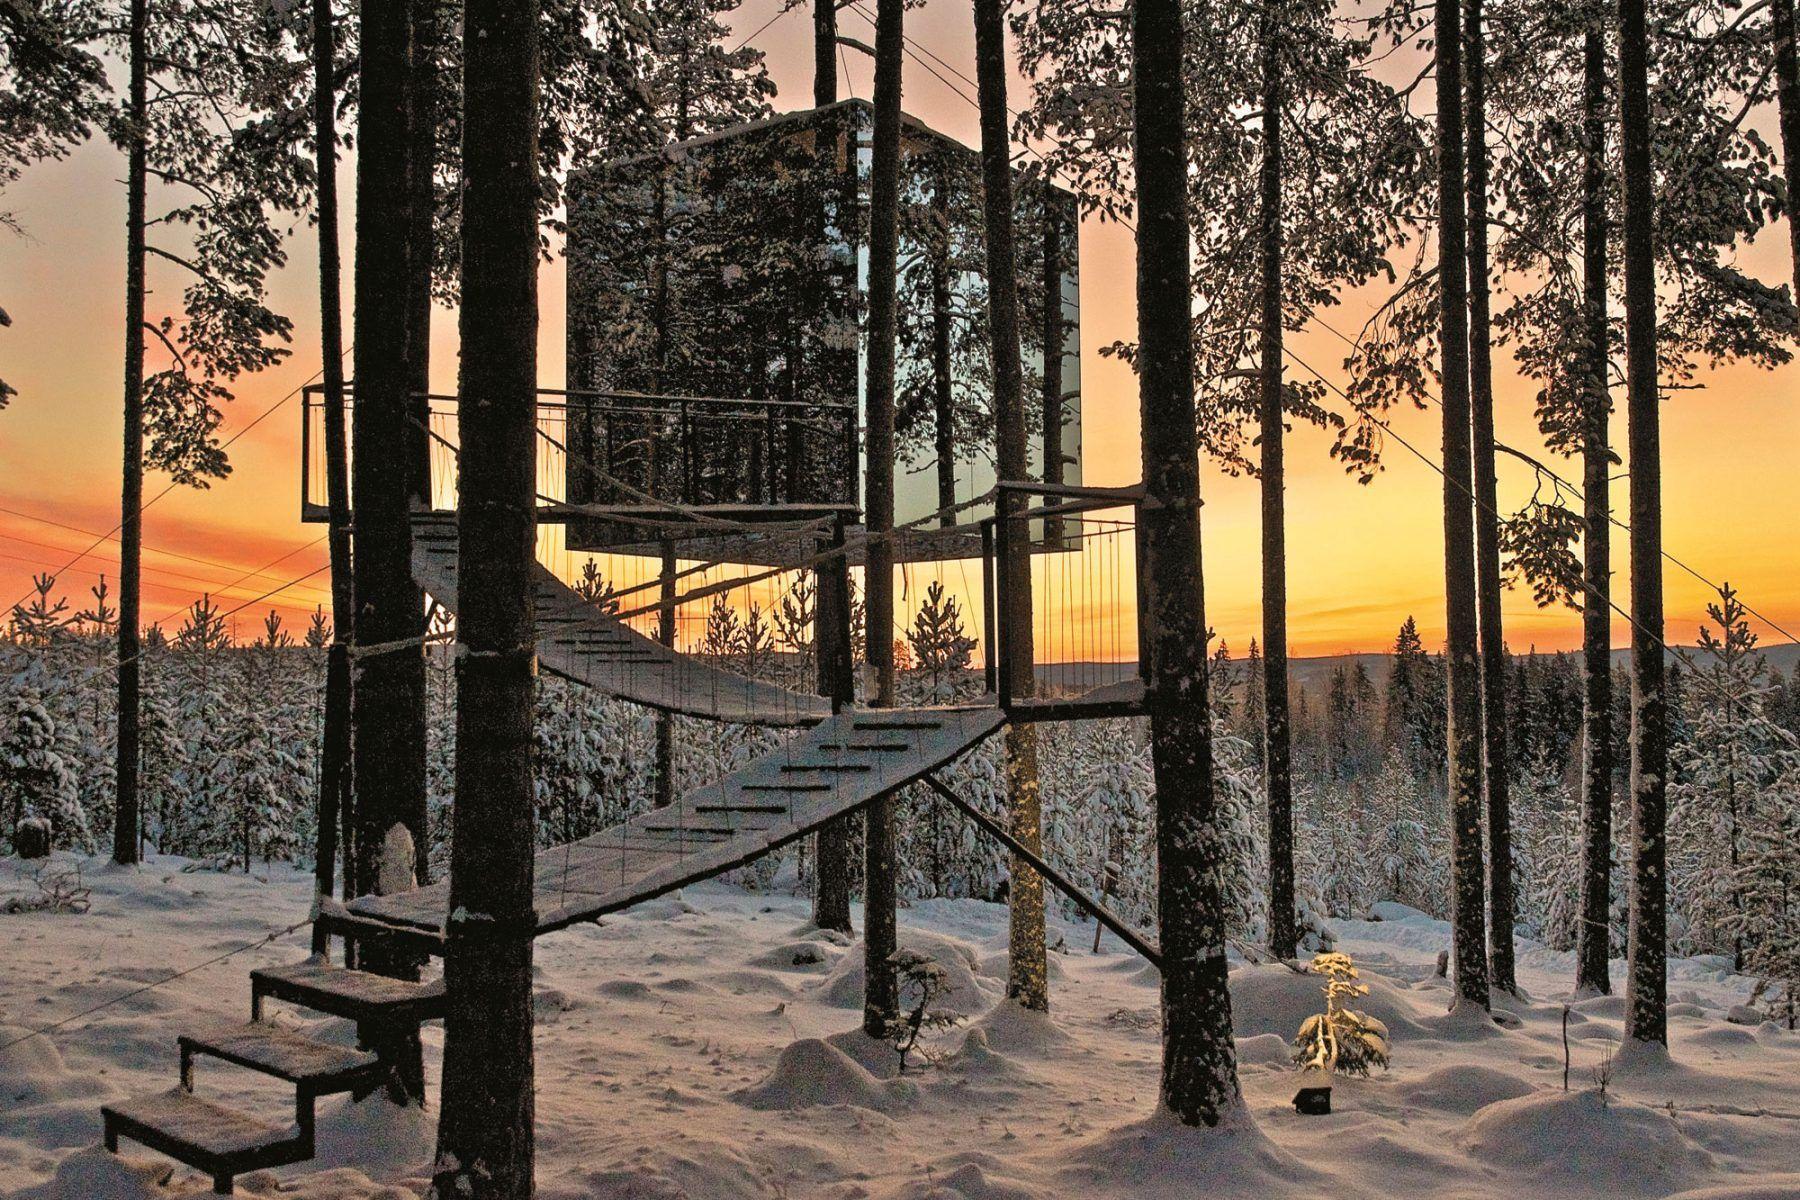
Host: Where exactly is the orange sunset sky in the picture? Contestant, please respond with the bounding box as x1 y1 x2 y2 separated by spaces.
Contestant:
0 0 1795 660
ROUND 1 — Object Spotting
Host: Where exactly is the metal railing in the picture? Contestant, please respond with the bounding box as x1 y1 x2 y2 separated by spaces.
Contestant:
301 385 859 523
981 480 1147 718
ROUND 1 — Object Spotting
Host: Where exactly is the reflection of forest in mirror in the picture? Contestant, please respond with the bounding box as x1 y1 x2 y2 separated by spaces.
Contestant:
566 99 1081 552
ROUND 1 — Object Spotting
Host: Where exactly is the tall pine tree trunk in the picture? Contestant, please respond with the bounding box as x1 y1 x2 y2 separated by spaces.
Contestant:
932 162 958 526
974 0 1048 1013
1464 0 1515 996
860 0 904 1039
113 0 147 867
408 0 438 507
810 0 854 935
1133 0 1240 1125
352 0 430 1053
1574 21 1615 998
1257 12 1297 962
1436 0 1492 1014
430 0 539 1191
1618 0 1668 1049
1775 0 1799 302
655 541 677 808
311 0 353 954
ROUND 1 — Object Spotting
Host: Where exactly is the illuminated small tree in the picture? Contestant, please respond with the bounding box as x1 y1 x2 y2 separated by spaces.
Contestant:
1293 952 1391 1079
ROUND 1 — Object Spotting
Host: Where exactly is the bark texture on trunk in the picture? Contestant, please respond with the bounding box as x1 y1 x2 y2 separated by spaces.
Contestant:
1132 0 1240 1125
809 20 853 932
860 0 904 1039
1436 0 1492 1014
114 0 147 868
1775 0 1799 302
1464 0 1515 996
311 0 352 953
1618 0 1668 1049
430 0 540 1192
352 0 430 919
1257 16 1296 962
407 0 438 505
932 163 957 526
1574 22 1615 999
974 0 1048 1014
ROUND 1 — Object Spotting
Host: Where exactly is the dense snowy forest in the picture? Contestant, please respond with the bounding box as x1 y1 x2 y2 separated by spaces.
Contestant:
8 572 1797 1022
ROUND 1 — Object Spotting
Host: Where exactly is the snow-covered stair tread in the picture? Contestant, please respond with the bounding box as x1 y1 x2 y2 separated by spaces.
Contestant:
250 960 446 1024
180 1022 382 1089
344 703 1007 940
411 521 831 727
102 1090 309 1178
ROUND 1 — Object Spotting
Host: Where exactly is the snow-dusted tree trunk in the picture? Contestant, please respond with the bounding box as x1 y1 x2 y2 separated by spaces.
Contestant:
1435 0 1491 1014
1574 20 1614 999
1132 0 1240 1125
1464 0 1514 997
431 0 539 1191
311 0 352 953
861 0 904 1038
1256 9 1297 963
113 0 146 867
974 0 1049 1014
1775 0 1799 301
1618 0 1668 1049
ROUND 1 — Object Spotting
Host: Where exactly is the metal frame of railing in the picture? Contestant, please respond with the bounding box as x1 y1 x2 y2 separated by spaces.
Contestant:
981 480 1147 720
300 384 859 524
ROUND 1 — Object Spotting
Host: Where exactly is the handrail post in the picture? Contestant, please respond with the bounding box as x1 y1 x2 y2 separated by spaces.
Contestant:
301 386 314 517
1135 506 1149 683
980 517 998 696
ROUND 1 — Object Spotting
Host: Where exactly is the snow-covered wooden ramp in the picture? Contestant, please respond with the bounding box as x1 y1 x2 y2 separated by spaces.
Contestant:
332 703 1008 944
411 521 832 728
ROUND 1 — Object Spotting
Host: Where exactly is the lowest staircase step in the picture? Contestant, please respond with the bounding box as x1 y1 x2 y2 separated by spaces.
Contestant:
103 1089 310 1184
181 1022 382 1090
252 960 446 1025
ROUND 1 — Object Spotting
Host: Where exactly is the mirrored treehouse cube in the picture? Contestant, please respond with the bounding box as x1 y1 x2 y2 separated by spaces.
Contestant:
565 99 1082 562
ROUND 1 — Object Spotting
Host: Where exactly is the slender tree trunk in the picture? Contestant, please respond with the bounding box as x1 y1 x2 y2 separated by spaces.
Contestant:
311 0 352 954
655 541 676 808
1042 180 1066 546
1574 21 1615 998
1618 0 1667 1049
113 0 147 868
1133 0 1239 1125
815 0 838 108
430 0 539 1193
1775 0 1799 304
1257 15 1296 962
352 0 430 1063
408 0 438 505
860 0 903 1039
1464 0 1515 996
810 9 855 934
973 0 1048 1014
932 163 957 526
1436 0 1491 1014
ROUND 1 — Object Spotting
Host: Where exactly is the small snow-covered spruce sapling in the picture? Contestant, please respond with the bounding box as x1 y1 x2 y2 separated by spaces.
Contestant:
885 949 961 1074
1292 952 1391 1079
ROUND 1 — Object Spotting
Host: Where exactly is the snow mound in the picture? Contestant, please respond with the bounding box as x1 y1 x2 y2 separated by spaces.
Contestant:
1228 962 1427 1042
813 930 998 1015
1233 1033 1292 1067
731 1038 916 1113
1684 1024 1760 1051
1573 993 1629 1019
962 998 1070 1056
1057 1104 1320 1199
1458 1089 1713 1193
976 950 1065 983
310 1092 434 1178
748 940 838 971
0 1027 81 1107
898 1160 1042 1199
1400 1063 1536 1114
37 1147 170 1200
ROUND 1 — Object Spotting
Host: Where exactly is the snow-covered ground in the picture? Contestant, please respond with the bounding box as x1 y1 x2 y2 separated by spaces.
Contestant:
3 853 1797 1200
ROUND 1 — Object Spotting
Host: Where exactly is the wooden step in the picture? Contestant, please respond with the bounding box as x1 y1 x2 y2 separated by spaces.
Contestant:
779 761 873 773
851 719 941 732
251 961 446 1026
741 780 833 793
693 802 788 815
103 1090 309 1194
180 1023 382 1091
817 740 909 753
